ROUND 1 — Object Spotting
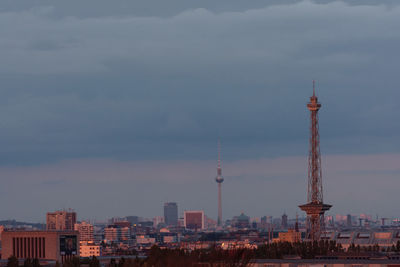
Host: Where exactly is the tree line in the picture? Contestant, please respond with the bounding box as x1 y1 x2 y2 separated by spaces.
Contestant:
6 240 400 267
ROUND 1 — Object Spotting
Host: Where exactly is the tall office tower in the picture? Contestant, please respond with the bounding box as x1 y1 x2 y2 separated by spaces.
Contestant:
295 214 299 232
215 140 224 226
46 210 77 230
281 213 288 229
299 81 332 241
74 221 94 242
347 214 352 228
184 210 205 230
164 202 178 226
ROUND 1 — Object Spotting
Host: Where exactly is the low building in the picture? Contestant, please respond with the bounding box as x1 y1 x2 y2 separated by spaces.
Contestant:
79 241 100 257
275 229 301 243
184 211 205 230
136 235 156 245
232 213 250 228
1 230 79 263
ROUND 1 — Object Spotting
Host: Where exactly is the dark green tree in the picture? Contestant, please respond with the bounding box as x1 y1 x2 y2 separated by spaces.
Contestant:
63 257 80 267
109 258 117 267
7 256 19 267
89 256 100 267
31 258 40 267
23 258 32 267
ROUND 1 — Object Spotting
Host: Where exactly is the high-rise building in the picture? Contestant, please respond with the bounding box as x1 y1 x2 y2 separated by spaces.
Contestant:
184 210 205 230
164 202 178 227
347 214 352 228
74 221 94 242
299 81 332 241
215 140 224 227
153 216 165 227
281 213 288 229
46 210 77 231
104 225 130 244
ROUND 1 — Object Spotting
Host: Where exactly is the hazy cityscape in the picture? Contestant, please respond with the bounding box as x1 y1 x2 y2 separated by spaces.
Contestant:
1 0 400 266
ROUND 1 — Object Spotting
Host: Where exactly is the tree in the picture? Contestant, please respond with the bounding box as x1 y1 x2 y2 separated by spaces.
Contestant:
109 258 117 267
23 259 32 267
32 258 40 267
89 256 100 267
118 257 125 267
63 257 80 267
7 256 19 267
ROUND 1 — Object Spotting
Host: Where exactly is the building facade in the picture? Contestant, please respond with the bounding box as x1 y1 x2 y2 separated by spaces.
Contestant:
164 202 178 227
104 225 130 244
79 241 100 257
46 210 77 231
74 221 94 242
184 210 205 230
1 230 79 262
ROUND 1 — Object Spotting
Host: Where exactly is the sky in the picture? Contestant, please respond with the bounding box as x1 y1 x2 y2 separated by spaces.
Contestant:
1 0 400 223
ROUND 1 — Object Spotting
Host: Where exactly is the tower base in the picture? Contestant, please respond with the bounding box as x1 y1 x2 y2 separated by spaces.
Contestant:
299 202 331 241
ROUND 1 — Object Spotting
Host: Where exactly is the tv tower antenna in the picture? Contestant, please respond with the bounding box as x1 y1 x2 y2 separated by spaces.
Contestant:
299 81 332 241
216 139 224 227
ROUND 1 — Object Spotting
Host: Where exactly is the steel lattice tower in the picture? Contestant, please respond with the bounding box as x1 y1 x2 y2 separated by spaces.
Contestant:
215 140 224 227
299 81 332 241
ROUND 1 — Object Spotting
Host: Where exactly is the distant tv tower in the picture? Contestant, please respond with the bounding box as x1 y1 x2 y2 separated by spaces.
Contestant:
215 139 224 227
299 81 332 241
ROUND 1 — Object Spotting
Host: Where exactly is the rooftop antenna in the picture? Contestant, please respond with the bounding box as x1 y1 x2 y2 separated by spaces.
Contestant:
312 80 316 97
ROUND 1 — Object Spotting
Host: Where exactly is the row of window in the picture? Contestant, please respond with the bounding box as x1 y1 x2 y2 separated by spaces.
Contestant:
12 237 46 259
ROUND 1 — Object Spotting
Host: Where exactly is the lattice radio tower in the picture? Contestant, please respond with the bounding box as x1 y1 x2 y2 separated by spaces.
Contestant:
299 81 332 241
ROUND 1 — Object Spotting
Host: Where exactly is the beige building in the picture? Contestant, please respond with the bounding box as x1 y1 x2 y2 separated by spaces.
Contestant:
79 241 100 257
74 221 94 242
275 229 301 243
1 230 79 262
47 210 77 231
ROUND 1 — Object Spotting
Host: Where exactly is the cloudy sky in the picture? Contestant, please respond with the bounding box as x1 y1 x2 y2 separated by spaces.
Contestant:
1 0 400 223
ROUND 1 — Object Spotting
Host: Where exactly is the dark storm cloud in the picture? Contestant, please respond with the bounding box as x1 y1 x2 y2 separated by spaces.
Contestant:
1 0 400 220
0 0 398 18
0 1 399 165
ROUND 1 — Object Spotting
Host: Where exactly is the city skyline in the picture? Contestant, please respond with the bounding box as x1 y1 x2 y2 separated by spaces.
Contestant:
1 0 400 221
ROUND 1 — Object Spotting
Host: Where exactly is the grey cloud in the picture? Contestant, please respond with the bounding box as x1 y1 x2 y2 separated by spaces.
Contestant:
0 1 399 167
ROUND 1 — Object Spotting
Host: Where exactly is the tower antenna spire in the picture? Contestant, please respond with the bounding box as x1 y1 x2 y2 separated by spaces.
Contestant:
217 138 221 175
312 80 316 97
